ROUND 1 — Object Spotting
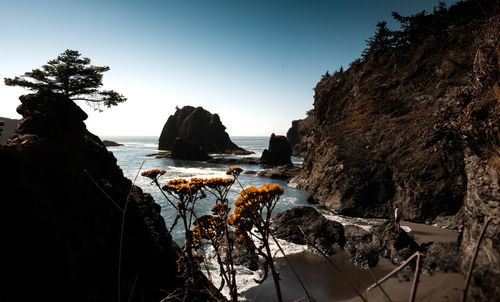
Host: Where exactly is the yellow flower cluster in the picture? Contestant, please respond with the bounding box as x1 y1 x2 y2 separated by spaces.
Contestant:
211 203 230 216
192 215 224 249
226 166 243 176
228 184 284 239
140 169 166 180
161 177 235 196
204 177 234 189
162 178 200 195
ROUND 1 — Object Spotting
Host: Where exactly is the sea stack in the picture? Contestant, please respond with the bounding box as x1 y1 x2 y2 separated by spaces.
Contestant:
158 106 251 154
260 133 292 165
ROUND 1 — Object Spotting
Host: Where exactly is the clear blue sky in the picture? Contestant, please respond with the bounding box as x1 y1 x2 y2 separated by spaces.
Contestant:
0 0 457 136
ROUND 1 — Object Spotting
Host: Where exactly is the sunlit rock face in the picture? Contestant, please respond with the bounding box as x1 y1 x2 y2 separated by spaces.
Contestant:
294 7 499 300
159 105 251 154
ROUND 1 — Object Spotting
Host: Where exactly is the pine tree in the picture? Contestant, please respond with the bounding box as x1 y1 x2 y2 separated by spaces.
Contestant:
4 49 126 109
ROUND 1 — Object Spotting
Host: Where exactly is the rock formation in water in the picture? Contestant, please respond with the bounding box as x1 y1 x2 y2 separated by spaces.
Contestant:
0 91 214 301
171 138 212 161
0 117 19 144
292 2 499 299
158 106 251 154
260 133 292 165
286 115 314 157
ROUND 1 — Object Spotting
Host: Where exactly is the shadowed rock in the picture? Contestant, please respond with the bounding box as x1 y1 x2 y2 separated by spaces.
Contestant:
171 138 212 161
158 106 251 154
260 133 292 165
272 206 345 255
0 91 217 302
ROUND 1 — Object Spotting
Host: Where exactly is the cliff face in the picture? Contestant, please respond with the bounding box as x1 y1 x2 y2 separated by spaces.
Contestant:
0 91 181 301
297 11 499 300
158 106 250 154
457 18 499 300
286 115 314 157
299 24 473 220
0 117 19 144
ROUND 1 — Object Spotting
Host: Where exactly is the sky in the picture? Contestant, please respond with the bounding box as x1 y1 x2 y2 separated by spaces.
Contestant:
0 0 458 137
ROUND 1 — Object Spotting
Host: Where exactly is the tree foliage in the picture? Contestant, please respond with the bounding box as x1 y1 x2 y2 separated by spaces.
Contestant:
360 0 499 59
4 49 126 109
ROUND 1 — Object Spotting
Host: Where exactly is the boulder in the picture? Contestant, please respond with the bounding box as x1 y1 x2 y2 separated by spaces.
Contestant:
421 242 461 275
344 225 381 268
373 221 420 266
0 91 214 302
171 138 212 161
260 133 292 165
272 206 345 255
257 164 301 180
158 106 251 154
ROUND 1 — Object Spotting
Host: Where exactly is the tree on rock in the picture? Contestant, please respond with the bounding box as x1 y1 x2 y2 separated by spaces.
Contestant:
4 49 126 110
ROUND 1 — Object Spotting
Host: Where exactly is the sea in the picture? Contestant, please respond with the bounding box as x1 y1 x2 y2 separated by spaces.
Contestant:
103 136 308 246
103 136 394 301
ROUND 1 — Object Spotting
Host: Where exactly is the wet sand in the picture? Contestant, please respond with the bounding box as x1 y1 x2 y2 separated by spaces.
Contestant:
240 220 463 301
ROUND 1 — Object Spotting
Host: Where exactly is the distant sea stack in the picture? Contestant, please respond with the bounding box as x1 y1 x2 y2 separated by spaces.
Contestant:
260 133 292 165
0 117 19 144
158 106 251 154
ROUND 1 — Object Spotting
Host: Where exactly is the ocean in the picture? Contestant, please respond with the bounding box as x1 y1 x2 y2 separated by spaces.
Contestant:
103 136 308 246
103 136 400 301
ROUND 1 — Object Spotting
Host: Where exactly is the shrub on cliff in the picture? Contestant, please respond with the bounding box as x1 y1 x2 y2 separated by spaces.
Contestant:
4 49 126 110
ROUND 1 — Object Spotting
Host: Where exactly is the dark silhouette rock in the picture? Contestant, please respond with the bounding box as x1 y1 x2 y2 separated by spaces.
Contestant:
0 91 214 302
171 138 212 161
102 140 123 147
260 133 292 165
158 106 251 154
272 206 345 255
286 116 314 157
0 117 19 144
206 157 260 165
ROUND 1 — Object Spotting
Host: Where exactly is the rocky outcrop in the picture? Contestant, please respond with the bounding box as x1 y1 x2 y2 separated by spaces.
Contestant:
456 16 500 301
286 115 314 157
158 106 251 154
272 206 345 255
260 133 292 165
257 164 301 181
0 117 19 144
102 140 123 147
0 91 212 302
294 4 500 224
171 138 212 161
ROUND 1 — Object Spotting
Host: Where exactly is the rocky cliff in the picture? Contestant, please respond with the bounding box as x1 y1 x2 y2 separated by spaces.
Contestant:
286 115 314 157
159 106 250 154
0 91 207 301
0 117 19 144
294 2 498 300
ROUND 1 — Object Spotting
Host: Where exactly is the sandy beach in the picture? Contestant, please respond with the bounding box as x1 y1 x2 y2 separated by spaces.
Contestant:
240 220 463 302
